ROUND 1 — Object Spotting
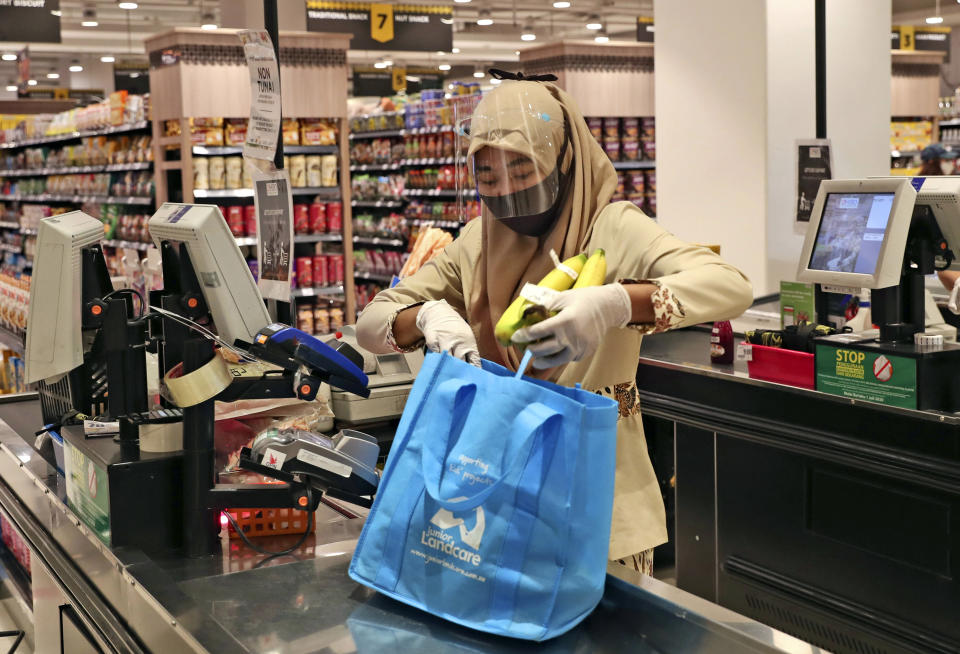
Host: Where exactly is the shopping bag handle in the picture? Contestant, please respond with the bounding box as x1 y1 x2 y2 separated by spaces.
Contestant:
421 381 561 511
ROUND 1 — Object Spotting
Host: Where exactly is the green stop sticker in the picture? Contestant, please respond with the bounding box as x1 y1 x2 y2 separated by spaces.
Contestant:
816 346 917 409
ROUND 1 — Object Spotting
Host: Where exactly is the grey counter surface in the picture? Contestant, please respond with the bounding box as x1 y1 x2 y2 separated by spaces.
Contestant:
638 327 960 425
0 396 826 654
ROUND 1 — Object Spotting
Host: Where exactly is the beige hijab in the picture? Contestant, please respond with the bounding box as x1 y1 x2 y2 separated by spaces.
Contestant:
467 81 618 378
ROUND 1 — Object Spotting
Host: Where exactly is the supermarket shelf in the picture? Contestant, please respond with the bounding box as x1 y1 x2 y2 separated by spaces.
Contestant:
192 187 340 200
612 160 656 170
103 239 151 251
352 199 403 208
193 189 254 198
940 119 960 127
0 326 24 355
295 233 342 243
19 228 36 236
402 188 461 198
354 271 395 283
0 120 150 149
403 217 463 230
399 157 456 166
350 163 402 172
192 145 338 156
0 162 152 177
0 222 19 230
293 187 340 198
0 243 19 254
291 285 344 298
349 125 454 140
353 235 405 247
0 194 152 205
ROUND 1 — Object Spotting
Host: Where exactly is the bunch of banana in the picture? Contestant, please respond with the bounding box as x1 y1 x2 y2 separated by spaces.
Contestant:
494 248 607 346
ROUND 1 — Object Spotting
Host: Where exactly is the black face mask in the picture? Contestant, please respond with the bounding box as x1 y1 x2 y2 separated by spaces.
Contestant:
479 127 572 237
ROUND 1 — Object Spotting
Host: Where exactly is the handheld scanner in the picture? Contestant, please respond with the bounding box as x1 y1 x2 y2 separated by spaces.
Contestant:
252 324 370 398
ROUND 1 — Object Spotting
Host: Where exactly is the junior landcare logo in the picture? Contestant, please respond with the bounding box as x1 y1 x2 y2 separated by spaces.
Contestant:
420 506 486 566
873 355 893 382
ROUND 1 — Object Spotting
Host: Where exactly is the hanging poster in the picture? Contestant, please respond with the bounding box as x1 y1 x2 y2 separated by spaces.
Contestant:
796 139 833 223
252 164 294 302
306 1 453 52
238 30 282 162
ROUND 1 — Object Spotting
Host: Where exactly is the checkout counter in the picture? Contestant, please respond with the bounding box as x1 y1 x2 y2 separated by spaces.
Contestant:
0 393 825 653
636 177 960 654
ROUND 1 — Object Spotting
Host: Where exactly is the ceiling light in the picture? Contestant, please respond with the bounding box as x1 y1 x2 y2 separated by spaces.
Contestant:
438 63 451 71
130 72 140 78
473 68 485 78
594 28 609 43
47 72 60 79
454 0 471 3
101 55 116 63
118 1 138 9
81 5 98 26
1 54 17 62
437 50 445 55
928 0 944 22
373 61 387 69
515 50 520 55
5 84 16 92
200 11 218 30
490 78 501 85
521 24 536 41
50 9 62 16
441 16 453 24
553 0 571 7
69 61 83 72
586 14 602 30
27 79 37 86
452 47 460 53
477 10 493 26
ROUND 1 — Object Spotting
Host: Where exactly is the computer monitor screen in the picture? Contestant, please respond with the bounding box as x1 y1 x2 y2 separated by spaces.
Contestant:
797 178 916 289
808 193 894 275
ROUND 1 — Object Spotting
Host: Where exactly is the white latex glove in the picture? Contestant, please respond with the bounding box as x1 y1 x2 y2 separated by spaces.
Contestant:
415 300 482 366
511 284 633 369
950 281 960 315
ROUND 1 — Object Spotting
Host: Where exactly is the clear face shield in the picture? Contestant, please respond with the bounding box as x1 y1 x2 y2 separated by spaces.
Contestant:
455 83 571 236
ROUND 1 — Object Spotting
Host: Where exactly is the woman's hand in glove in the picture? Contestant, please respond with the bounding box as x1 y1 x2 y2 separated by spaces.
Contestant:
511 284 633 369
415 300 482 366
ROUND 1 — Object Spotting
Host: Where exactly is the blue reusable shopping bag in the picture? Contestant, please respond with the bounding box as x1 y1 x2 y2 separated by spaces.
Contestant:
349 352 619 641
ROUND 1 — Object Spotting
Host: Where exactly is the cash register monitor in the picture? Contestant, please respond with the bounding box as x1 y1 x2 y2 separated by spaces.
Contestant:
796 178 917 289
912 176 960 270
25 211 106 384
148 203 271 346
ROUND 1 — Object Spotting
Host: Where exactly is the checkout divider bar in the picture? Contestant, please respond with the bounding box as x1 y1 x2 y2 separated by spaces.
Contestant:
0 450 147 653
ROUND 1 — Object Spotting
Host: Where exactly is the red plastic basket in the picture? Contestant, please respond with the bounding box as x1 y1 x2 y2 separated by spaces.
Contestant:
746 343 815 389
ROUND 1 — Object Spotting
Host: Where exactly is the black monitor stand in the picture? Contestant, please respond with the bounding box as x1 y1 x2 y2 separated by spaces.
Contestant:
871 205 951 344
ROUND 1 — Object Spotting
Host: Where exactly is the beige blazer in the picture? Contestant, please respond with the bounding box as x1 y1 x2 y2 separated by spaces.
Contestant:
356 202 753 559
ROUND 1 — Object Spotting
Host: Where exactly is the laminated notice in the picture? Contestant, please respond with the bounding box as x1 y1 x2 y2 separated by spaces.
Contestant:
238 30 281 162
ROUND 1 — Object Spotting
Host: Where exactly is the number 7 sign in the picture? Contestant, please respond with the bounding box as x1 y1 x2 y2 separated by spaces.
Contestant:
370 3 394 43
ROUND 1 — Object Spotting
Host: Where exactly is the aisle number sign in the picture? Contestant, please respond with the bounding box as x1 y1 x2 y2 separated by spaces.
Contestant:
306 1 453 52
815 345 917 409
893 25 950 61
392 66 407 92
370 3 394 43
